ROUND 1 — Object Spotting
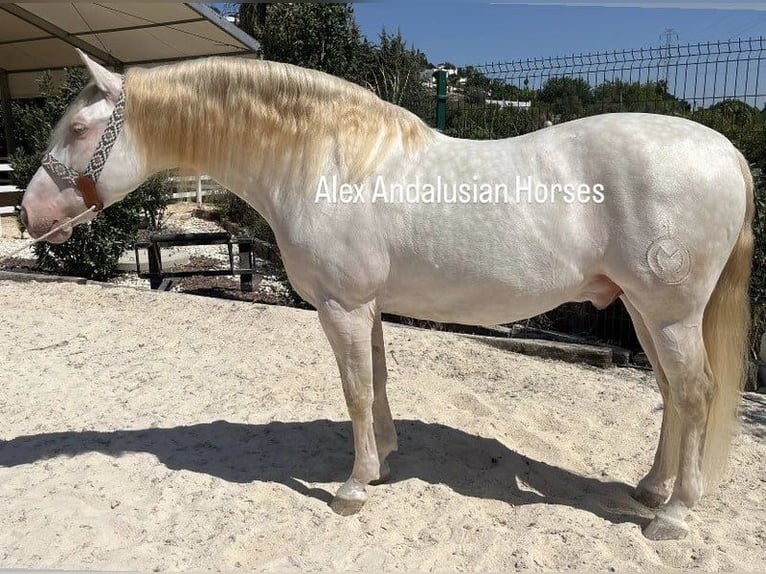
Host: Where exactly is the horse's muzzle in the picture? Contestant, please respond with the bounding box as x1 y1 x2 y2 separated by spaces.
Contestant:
20 207 72 243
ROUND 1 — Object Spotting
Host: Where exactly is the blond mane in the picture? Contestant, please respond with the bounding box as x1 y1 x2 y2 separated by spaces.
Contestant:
124 57 435 187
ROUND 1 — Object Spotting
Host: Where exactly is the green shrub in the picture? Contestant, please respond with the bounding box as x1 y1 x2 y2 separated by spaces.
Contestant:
33 200 141 281
136 172 173 231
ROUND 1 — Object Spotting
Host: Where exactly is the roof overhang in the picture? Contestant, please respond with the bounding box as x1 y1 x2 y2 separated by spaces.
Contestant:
0 2 260 99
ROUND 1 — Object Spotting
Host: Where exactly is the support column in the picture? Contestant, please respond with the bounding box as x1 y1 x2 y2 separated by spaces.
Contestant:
0 69 15 156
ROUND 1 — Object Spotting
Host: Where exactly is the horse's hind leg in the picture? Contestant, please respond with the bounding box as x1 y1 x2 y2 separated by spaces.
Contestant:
639 313 713 540
371 314 398 484
317 300 381 515
622 297 680 508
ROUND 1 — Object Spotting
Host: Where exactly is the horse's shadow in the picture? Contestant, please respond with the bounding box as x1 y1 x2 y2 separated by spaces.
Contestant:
0 419 650 526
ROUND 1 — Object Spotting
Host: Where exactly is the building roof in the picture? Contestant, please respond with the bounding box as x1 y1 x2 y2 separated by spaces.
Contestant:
0 2 260 99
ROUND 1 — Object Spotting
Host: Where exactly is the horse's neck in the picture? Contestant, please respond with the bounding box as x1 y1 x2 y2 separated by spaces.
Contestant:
126 65 309 195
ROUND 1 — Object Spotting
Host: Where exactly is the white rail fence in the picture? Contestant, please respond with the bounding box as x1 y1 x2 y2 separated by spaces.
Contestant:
0 162 22 235
0 162 20 215
170 175 228 203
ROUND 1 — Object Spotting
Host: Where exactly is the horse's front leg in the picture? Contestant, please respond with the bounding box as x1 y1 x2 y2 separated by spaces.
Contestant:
318 299 380 515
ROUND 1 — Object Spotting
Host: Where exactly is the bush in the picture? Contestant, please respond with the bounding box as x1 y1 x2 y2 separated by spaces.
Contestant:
749 174 766 359
33 199 141 281
136 173 173 231
10 68 171 280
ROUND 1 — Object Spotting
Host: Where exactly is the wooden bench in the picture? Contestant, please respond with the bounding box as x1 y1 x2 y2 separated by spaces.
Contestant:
133 231 278 291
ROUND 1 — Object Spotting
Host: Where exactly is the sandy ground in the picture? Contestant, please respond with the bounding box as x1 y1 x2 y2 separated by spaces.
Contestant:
0 215 25 241
0 280 764 572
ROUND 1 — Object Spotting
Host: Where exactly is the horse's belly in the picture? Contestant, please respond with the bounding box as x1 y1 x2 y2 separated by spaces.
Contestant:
382 297 564 326
379 272 582 326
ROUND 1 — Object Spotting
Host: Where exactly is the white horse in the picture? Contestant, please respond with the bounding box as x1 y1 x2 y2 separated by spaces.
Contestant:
20 51 753 540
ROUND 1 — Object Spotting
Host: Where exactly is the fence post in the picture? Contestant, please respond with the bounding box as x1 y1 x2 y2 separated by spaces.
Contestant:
435 69 447 131
196 175 203 206
238 238 253 292
147 242 162 290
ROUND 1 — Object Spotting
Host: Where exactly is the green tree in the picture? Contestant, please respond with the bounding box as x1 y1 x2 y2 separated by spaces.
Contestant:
537 76 594 121
238 6 432 120
461 66 491 91
488 79 535 102
459 67 535 103
357 29 432 120
593 79 690 114
238 3 363 82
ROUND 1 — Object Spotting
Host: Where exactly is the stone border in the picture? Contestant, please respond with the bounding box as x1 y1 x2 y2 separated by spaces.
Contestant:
0 269 144 290
461 333 614 368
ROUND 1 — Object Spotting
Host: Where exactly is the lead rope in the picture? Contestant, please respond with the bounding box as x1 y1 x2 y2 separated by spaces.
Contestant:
0 206 97 264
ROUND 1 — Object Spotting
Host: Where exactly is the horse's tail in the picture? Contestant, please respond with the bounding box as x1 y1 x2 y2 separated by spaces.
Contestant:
701 148 754 490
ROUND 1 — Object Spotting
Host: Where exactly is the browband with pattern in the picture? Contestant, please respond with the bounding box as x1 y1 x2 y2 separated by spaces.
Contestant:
41 79 126 212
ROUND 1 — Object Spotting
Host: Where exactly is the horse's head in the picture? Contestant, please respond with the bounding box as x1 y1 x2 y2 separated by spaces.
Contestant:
20 50 147 242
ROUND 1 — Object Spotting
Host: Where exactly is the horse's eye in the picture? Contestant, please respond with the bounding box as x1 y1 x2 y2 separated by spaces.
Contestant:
71 124 88 137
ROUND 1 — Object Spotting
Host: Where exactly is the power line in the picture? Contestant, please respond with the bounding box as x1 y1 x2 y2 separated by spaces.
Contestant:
728 13 766 38
696 11 736 38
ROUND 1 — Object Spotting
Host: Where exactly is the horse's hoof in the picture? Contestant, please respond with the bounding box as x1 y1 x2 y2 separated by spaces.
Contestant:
633 485 668 508
370 460 390 486
643 513 690 540
330 495 366 516
330 479 368 516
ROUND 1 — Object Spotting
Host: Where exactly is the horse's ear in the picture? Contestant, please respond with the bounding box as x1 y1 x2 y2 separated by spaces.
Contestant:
76 49 121 102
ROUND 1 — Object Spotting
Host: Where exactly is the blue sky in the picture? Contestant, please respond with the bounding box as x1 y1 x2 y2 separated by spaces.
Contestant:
351 2 766 65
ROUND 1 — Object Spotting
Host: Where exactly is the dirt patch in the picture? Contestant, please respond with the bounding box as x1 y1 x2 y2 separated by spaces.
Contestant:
1 280 764 571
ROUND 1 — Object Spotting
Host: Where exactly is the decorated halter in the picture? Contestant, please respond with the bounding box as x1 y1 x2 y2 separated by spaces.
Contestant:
41 79 126 212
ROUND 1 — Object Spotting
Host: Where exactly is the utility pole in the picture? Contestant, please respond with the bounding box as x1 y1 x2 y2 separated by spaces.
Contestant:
661 28 678 47
660 28 678 84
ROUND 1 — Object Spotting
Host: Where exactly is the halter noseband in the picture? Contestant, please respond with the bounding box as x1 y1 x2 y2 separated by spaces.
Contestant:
41 80 126 212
